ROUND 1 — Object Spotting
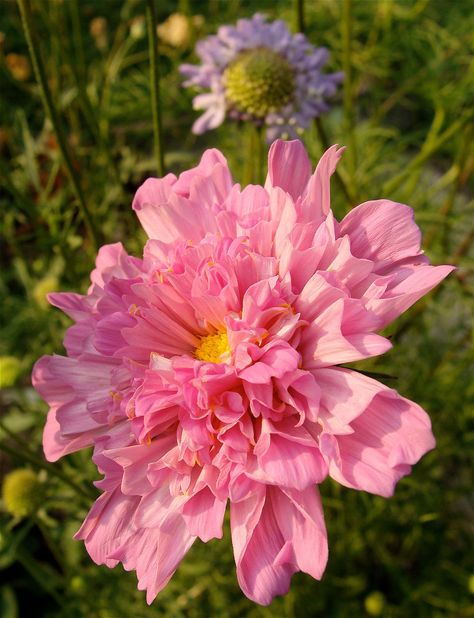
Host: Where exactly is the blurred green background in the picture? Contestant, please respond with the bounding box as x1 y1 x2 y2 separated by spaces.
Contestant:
0 0 473 616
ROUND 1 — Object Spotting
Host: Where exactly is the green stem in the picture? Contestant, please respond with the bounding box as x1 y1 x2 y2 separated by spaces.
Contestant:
294 0 305 33
256 124 265 186
70 0 86 84
17 0 99 251
146 0 165 176
341 0 357 191
243 124 264 186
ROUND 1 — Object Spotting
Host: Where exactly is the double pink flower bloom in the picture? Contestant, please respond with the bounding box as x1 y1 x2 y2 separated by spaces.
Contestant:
33 140 452 605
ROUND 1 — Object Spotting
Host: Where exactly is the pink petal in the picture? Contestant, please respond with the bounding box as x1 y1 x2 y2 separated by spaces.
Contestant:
182 487 227 542
75 489 140 567
250 420 327 489
33 355 120 461
302 298 391 368
109 510 195 604
365 264 455 327
314 367 387 426
47 291 90 321
131 174 177 214
173 148 231 197
301 144 345 219
327 391 435 497
230 484 328 605
265 139 312 201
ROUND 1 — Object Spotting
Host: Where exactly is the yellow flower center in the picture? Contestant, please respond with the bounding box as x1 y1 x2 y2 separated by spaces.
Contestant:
195 332 230 363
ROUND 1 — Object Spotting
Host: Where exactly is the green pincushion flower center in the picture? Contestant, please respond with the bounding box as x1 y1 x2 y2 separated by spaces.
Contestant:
2 469 43 518
224 48 295 118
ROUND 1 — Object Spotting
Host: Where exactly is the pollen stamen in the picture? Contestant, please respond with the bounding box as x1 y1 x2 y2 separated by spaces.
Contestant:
194 331 230 363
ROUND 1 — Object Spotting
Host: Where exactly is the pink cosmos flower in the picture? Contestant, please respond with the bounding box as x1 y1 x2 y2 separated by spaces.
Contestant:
33 140 453 606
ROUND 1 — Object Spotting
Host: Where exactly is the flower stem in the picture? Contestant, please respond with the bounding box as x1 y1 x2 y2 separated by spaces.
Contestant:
243 124 265 186
17 0 100 252
341 0 357 193
146 0 165 177
294 0 305 33
256 124 265 185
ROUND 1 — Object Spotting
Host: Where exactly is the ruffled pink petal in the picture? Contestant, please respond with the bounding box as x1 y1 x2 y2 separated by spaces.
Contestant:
250 419 327 489
113 512 196 605
230 484 327 605
33 355 120 461
103 435 176 496
75 489 140 567
90 242 143 289
339 200 424 270
326 390 435 497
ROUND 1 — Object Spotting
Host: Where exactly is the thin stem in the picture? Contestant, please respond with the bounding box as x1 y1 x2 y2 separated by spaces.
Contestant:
70 0 86 84
256 124 265 186
17 0 100 251
243 124 265 186
341 0 357 190
294 0 305 33
146 0 165 176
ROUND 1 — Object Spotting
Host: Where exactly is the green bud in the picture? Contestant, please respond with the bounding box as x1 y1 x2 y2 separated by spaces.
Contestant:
469 574 474 594
70 576 86 593
0 356 22 388
2 469 43 518
224 48 295 119
364 591 386 616
32 275 58 310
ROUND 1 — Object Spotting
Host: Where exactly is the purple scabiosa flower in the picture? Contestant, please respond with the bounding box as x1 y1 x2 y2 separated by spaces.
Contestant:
180 13 343 141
